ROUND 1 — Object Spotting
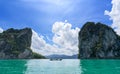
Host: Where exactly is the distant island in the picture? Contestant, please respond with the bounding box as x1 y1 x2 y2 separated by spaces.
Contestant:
78 22 120 59
46 54 78 59
0 28 45 59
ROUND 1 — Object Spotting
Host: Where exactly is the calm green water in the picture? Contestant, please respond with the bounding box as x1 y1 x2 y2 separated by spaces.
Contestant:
0 59 120 74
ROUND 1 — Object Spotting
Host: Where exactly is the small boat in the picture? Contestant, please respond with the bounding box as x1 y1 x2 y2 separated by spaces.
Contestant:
50 58 62 61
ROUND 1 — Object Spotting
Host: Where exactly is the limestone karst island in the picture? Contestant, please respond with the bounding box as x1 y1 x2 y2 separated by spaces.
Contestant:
0 28 45 59
78 22 120 59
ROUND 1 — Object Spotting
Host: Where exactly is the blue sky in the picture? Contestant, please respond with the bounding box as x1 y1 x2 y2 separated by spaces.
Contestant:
0 0 114 55
0 0 112 34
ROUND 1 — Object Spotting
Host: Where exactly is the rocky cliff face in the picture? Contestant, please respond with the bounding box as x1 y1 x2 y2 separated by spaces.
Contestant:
78 22 120 59
0 28 45 59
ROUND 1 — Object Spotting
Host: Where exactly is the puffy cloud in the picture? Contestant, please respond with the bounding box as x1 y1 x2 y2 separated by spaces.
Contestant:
52 22 80 54
31 30 46 50
0 27 3 33
31 21 80 56
105 0 120 35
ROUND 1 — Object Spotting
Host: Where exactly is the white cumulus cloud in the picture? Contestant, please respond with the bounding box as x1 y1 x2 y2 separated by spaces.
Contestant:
0 27 3 33
31 21 80 56
52 22 80 54
105 0 120 35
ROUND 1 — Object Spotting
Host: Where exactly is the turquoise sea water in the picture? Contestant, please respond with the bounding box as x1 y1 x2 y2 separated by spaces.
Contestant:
0 59 120 74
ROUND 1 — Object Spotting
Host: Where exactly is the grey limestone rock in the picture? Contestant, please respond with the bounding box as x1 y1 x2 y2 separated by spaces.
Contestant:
78 22 120 59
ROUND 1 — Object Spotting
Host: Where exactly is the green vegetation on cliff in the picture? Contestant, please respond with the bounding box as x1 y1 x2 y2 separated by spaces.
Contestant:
0 28 45 59
78 22 120 59
32 52 46 59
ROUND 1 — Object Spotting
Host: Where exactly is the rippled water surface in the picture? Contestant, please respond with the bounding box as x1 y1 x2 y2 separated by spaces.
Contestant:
0 59 120 74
